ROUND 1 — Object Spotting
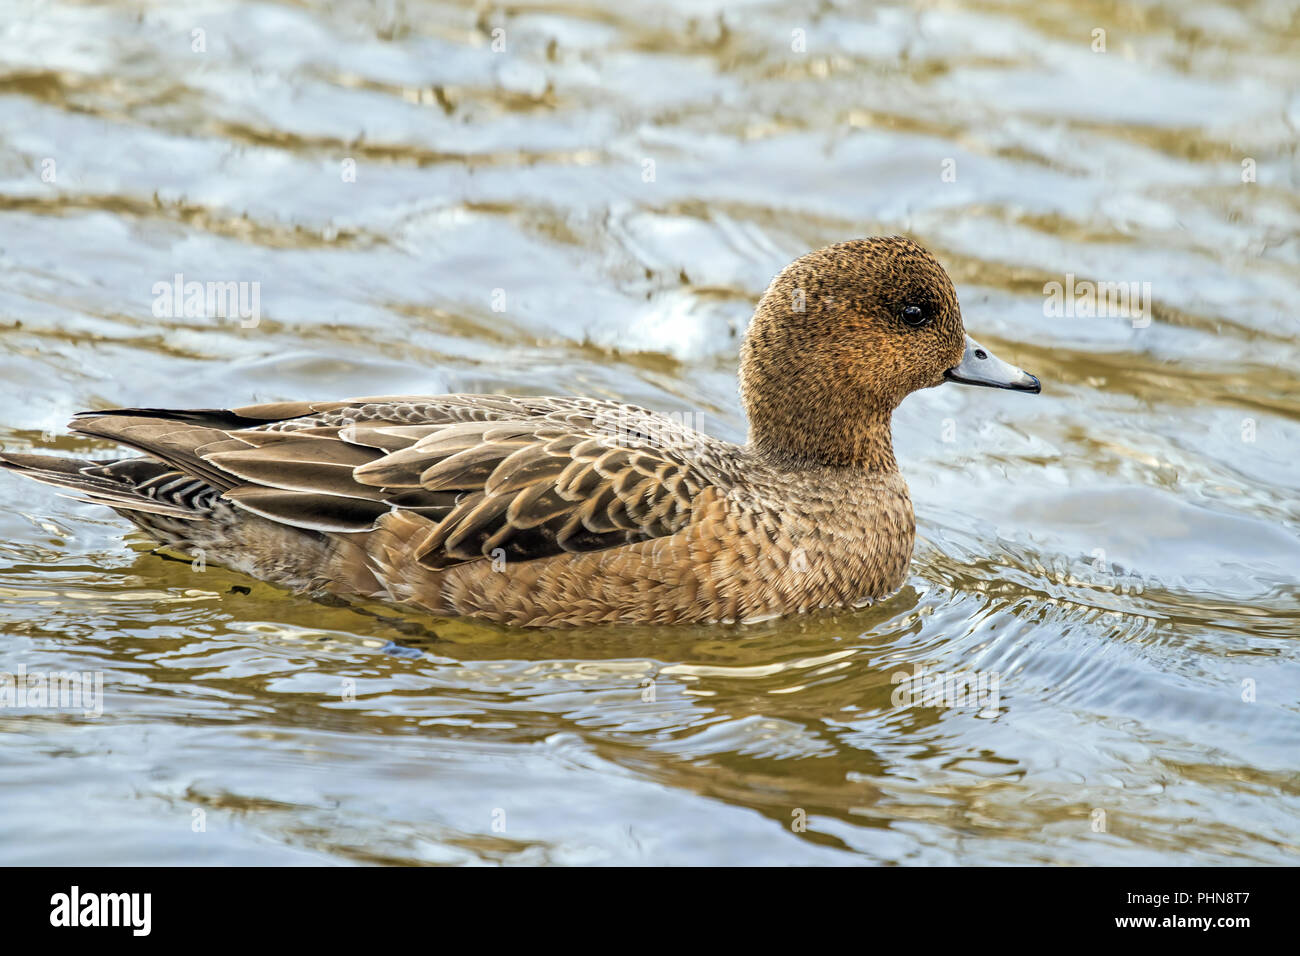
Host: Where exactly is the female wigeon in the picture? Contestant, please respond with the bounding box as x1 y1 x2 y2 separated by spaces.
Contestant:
0 237 1039 627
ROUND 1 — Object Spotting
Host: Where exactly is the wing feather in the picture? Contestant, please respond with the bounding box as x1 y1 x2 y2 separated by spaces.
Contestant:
59 395 724 568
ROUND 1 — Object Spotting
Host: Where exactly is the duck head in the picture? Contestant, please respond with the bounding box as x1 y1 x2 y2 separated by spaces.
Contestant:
739 236 1039 469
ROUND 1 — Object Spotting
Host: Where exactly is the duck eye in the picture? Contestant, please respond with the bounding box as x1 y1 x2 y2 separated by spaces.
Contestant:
901 305 928 327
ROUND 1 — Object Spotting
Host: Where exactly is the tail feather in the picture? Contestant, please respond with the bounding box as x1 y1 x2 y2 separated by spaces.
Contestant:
69 415 240 492
0 451 207 519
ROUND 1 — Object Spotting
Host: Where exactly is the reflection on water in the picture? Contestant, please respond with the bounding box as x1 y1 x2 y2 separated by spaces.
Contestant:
0 0 1297 864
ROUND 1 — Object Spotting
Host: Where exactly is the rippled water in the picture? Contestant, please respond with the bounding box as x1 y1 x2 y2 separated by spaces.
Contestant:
0 0 1297 865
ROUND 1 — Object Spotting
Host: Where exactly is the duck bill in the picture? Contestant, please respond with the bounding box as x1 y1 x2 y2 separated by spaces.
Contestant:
944 335 1041 393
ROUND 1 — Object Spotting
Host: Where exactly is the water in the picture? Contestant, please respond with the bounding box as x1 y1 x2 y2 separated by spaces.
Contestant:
0 0 1297 865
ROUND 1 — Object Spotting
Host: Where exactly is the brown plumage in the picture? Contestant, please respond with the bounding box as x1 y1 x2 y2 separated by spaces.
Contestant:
0 237 1040 627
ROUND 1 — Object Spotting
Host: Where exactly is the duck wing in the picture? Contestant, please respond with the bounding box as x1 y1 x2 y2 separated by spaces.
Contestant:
66 395 726 569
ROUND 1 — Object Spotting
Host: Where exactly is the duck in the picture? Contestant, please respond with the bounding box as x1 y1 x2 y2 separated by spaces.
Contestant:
0 236 1039 628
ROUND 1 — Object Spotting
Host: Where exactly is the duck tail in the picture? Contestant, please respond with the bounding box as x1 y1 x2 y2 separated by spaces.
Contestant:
0 451 212 519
